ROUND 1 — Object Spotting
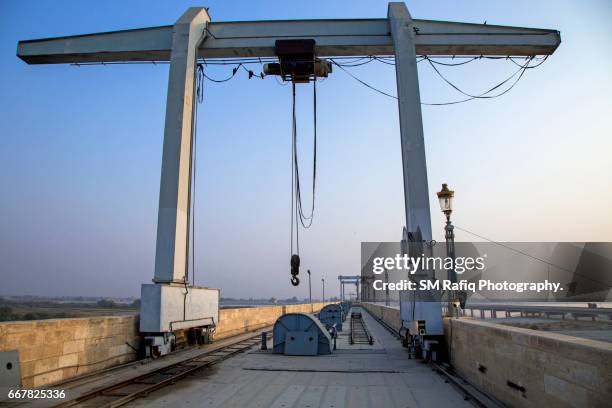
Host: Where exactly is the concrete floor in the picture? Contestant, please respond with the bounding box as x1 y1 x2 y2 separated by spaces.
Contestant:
127 308 473 408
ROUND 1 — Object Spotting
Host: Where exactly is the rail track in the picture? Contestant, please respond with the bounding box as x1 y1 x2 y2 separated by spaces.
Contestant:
349 310 373 345
48 331 268 408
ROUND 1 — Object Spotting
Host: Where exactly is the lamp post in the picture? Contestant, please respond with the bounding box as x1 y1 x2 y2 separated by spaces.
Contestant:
437 183 457 316
307 270 312 304
321 278 325 302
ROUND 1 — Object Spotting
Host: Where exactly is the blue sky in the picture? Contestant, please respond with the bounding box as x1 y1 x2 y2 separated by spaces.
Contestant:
0 0 610 299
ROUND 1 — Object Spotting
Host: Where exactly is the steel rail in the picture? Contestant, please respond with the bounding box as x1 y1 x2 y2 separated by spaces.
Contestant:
51 332 269 408
349 311 374 345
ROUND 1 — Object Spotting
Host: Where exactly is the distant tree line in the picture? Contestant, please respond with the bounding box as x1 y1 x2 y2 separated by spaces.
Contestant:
0 306 70 322
96 299 140 308
0 297 141 322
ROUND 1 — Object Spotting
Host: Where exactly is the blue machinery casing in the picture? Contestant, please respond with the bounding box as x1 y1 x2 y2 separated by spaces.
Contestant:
319 304 344 331
273 313 333 355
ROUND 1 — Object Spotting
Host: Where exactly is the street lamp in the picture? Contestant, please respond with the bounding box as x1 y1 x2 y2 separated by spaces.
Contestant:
436 183 456 283
437 183 454 220
321 278 325 302
307 270 312 304
437 183 457 316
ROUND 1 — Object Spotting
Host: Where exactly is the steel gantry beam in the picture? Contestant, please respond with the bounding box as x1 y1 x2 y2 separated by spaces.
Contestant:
17 16 560 64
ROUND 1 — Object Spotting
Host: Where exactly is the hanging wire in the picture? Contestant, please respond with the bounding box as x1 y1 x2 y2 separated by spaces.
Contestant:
421 56 544 105
332 56 375 67
290 77 319 256
240 63 265 79
292 80 317 228
508 55 550 69
196 64 205 103
419 56 535 105
330 54 549 105
275 75 289 86
70 54 537 68
202 63 243 82
427 56 480 66
330 59 398 99
374 57 397 66
424 55 534 99
290 83 297 255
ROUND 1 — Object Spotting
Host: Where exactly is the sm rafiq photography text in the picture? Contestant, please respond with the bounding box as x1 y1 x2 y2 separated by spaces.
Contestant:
372 279 562 293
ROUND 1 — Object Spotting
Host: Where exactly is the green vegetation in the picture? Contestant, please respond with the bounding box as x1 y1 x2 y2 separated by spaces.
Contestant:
0 297 140 322
0 305 69 322
0 306 17 321
96 299 118 308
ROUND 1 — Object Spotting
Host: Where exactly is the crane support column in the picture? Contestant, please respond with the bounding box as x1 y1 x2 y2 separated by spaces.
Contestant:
388 3 433 248
154 7 209 284
140 7 219 336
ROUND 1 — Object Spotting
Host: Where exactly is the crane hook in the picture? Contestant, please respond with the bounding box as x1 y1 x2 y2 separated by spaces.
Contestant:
290 254 300 286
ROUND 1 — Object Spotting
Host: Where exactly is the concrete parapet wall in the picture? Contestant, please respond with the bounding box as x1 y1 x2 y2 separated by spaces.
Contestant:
361 302 402 332
445 318 612 408
0 302 330 388
215 302 329 340
0 315 140 388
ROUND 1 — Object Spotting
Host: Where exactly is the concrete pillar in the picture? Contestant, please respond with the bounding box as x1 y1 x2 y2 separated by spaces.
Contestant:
154 8 210 283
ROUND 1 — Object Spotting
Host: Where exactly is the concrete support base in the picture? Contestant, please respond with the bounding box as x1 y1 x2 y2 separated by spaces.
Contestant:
140 284 219 333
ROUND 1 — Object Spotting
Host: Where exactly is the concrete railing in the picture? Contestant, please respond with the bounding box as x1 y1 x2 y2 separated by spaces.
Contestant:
462 303 612 321
0 302 331 388
360 302 402 332
445 318 612 408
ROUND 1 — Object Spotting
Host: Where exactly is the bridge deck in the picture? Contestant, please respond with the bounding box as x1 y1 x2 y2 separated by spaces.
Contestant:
126 309 472 408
